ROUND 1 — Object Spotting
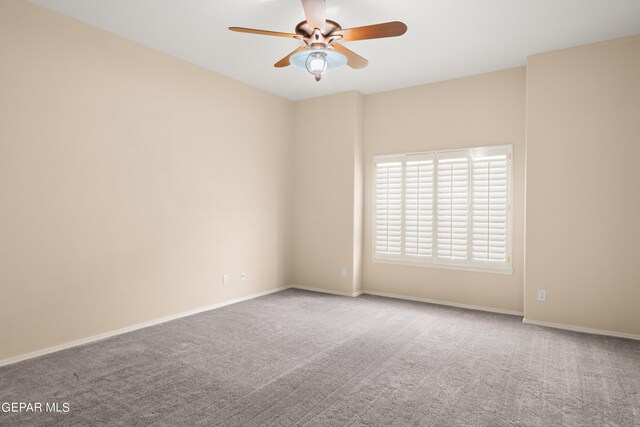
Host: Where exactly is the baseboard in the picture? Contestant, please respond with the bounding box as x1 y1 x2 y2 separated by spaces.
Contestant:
12 287 635 367
362 290 524 316
0 286 288 368
522 318 640 341
289 285 362 298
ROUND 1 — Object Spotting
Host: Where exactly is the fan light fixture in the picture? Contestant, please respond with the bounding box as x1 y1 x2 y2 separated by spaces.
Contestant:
229 0 407 82
290 48 347 81
305 52 327 81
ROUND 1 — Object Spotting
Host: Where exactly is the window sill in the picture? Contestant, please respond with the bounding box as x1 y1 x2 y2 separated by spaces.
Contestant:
372 257 514 275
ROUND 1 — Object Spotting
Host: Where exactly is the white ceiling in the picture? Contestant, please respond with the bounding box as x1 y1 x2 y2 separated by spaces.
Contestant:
28 0 640 101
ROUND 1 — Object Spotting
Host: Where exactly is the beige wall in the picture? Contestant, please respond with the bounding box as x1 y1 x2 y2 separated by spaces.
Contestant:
352 94 364 295
524 35 640 335
363 68 527 313
0 0 293 361
291 91 363 296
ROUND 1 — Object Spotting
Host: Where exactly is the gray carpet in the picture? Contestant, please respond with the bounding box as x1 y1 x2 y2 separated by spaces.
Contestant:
1 289 639 426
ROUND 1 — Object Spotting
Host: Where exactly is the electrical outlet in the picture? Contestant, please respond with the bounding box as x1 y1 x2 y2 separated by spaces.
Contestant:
223 274 230 285
241 272 246 281
537 289 546 302
340 268 347 279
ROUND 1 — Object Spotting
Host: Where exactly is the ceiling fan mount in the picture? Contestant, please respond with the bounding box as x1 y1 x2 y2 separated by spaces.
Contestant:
229 0 407 81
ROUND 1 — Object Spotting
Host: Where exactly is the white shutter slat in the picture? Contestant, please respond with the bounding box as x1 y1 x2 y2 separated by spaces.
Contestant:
375 161 403 256
471 151 509 263
437 154 469 260
404 158 434 258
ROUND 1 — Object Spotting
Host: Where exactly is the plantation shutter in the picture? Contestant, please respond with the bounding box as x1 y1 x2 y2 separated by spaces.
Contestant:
437 153 469 260
471 148 510 263
374 161 403 256
404 156 434 258
373 145 511 272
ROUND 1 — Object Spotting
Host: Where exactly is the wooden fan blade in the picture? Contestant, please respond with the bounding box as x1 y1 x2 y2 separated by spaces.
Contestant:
274 46 307 68
228 27 298 38
301 0 326 32
335 21 407 42
332 44 368 69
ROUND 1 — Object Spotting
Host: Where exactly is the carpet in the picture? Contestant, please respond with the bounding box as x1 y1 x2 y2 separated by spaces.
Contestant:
1 289 639 426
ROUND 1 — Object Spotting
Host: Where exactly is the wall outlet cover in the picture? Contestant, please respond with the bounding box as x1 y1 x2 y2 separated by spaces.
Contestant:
537 289 546 302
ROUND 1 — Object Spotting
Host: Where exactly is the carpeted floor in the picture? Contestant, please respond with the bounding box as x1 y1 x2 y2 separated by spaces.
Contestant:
1 289 639 426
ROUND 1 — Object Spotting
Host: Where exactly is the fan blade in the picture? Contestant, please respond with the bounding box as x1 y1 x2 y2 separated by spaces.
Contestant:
274 46 307 68
228 27 298 38
332 44 368 69
335 21 407 42
301 0 326 32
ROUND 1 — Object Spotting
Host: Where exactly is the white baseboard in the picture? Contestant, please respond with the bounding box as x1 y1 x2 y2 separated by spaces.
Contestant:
9 286 636 368
361 290 524 316
289 285 362 298
522 318 640 341
0 287 288 368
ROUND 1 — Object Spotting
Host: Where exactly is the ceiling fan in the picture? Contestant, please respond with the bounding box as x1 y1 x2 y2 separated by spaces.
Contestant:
229 0 407 81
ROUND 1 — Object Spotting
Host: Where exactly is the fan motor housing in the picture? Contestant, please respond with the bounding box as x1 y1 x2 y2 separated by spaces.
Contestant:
295 19 342 38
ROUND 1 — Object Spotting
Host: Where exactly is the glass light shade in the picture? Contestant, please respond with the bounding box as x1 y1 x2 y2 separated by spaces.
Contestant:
305 52 327 78
290 48 347 81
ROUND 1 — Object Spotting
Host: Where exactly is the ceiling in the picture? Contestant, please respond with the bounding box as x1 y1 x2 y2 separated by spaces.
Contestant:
28 0 640 101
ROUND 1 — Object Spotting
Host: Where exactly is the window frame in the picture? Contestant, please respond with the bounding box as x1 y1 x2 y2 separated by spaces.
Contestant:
372 145 513 275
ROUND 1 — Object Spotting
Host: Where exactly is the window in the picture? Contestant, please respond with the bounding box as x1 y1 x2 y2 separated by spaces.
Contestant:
374 145 512 273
